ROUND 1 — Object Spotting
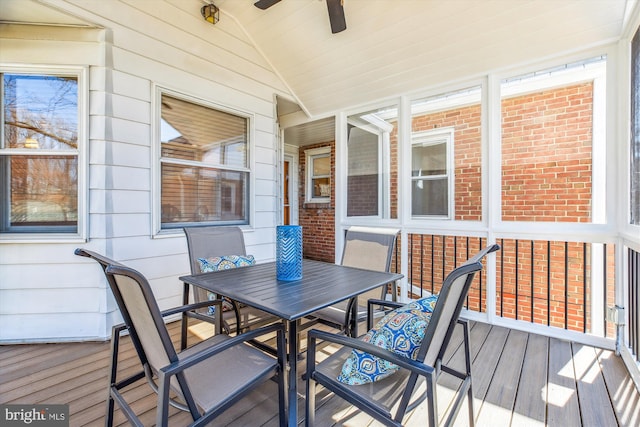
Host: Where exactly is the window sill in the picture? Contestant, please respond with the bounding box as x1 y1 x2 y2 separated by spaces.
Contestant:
303 201 332 209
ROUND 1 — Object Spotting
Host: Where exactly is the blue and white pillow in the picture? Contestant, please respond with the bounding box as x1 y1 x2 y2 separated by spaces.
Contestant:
337 295 438 385
197 254 256 273
197 255 256 315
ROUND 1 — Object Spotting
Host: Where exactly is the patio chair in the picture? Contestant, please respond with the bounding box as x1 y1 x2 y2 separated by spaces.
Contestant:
74 248 286 427
307 226 399 337
183 226 280 339
305 243 500 427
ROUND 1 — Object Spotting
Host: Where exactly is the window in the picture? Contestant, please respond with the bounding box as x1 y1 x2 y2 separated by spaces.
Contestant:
500 57 606 223
159 92 250 229
0 70 81 235
410 86 482 221
346 105 397 218
411 129 454 217
305 147 331 203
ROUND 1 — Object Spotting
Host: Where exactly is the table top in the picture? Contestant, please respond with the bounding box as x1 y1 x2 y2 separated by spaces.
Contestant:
179 259 403 321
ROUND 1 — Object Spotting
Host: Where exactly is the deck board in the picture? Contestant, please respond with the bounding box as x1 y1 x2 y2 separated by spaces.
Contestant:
572 343 618 426
475 329 528 427
547 337 582 426
597 348 640 426
510 333 548 426
1 320 639 426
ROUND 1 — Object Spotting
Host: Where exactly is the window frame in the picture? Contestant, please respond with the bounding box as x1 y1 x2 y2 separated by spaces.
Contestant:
305 146 331 204
345 117 391 219
152 86 254 235
410 127 455 220
0 65 87 242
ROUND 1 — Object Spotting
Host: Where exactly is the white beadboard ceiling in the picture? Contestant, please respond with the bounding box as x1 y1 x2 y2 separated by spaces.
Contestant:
213 0 630 117
1 0 633 146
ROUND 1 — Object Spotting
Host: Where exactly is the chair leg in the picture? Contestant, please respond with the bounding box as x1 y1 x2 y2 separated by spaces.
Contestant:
105 395 115 427
277 329 287 427
105 327 121 427
462 321 475 427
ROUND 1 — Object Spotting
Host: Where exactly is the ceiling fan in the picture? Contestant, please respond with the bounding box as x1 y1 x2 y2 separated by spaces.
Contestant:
254 0 347 34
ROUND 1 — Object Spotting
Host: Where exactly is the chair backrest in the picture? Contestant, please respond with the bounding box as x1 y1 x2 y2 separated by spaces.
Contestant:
184 226 247 275
75 248 187 399
418 243 500 366
340 226 399 301
184 226 247 305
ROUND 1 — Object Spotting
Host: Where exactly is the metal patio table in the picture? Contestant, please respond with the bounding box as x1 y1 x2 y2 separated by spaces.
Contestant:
179 259 403 427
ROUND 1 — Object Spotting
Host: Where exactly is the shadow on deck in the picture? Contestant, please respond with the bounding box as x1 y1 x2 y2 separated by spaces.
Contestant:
1 320 639 426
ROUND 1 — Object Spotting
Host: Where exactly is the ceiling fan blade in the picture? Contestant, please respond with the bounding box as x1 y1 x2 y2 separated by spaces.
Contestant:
326 0 346 34
254 0 281 10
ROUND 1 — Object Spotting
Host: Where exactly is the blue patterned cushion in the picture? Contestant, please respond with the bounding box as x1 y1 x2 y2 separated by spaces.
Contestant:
198 254 256 272
197 255 255 315
337 295 439 385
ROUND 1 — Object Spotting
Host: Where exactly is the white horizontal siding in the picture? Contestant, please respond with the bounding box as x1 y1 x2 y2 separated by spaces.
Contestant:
0 0 289 342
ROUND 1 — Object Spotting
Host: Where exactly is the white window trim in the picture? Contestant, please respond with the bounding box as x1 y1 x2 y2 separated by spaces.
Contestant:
410 127 455 220
151 85 254 237
346 116 392 219
0 64 88 243
305 146 331 204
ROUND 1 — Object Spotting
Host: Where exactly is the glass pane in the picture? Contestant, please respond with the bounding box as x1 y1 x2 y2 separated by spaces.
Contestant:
631 29 640 225
6 156 78 230
412 178 448 216
161 163 248 226
161 94 247 168
312 155 330 176
412 143 447 177
501 58 605 223
3 74 78 150
312 177 330 198
411 86 482 221
347 104 398 218
347 126 379 216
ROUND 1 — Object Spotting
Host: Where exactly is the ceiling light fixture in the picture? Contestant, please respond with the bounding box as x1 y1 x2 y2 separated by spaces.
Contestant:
201 2 219 25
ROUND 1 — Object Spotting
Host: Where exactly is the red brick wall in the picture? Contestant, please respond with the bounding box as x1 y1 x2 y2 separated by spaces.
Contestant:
501 83 593 222
299 142 335 262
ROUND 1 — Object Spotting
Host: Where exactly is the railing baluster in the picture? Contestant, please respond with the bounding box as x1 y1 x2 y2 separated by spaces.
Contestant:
409 233 413 299
516 239 519 321
564 241 569 330
500 238 505 317
431 235 434 295
531 240 534 323
547 241 551 327
479 236 484 312
420 234 424 298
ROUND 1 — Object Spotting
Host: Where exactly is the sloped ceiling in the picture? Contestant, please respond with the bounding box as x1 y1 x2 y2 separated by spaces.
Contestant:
215 0 631 119
1 0 633 146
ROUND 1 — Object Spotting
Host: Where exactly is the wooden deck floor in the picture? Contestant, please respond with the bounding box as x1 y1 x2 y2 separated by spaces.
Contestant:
1 320 639 427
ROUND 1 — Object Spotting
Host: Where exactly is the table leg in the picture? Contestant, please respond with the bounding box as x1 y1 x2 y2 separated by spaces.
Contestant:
181 282 190 350
287 319 298 427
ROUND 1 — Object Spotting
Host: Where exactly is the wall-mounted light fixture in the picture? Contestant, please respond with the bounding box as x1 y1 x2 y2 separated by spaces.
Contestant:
201 2 219 25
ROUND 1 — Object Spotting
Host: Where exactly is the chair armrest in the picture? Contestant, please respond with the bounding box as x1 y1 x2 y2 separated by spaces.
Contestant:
307 328 435 378
366 299 403 330
161 300 222 318
161 322 285 377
